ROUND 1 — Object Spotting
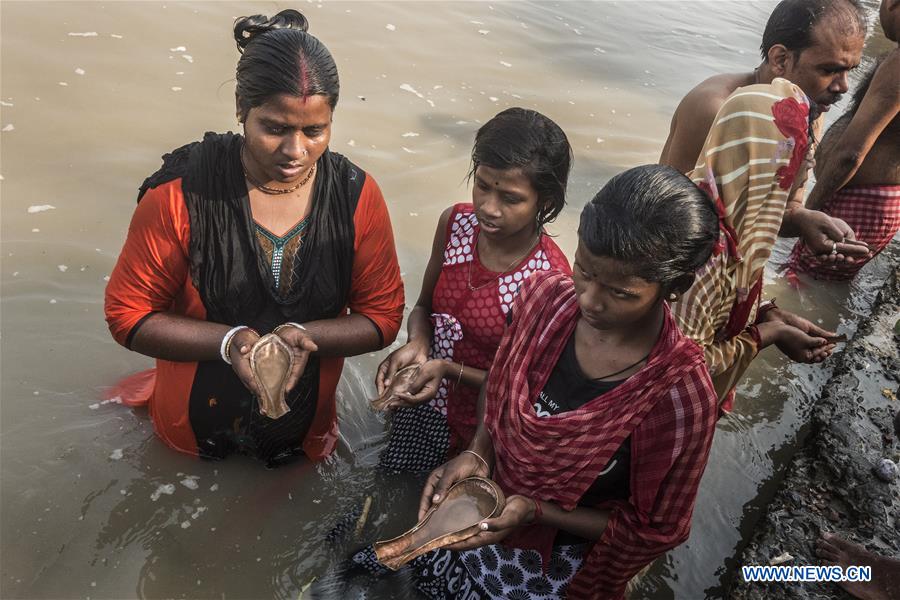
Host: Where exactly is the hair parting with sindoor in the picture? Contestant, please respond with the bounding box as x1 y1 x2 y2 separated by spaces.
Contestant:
469 107 573 226
578 165 719 294
233 9 339 119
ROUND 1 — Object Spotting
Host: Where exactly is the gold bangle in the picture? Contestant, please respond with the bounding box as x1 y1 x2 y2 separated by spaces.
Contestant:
461 449 490 474
273 322 305 334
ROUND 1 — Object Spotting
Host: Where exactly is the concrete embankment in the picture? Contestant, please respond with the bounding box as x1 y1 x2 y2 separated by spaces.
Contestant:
729 267 900 600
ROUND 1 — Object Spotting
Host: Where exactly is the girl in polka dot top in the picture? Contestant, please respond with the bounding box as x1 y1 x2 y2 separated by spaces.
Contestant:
375 108 573 472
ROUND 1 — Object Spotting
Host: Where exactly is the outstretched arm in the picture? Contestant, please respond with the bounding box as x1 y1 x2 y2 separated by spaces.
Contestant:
375 207 449 396
418 382 496 520
805 51 900 211
105 184 269 394
778 137 869 262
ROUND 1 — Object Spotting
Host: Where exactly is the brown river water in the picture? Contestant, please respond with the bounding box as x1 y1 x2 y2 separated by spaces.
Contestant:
1 1 897 598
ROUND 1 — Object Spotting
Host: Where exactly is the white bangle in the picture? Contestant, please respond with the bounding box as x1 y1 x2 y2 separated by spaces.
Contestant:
220 325 248 365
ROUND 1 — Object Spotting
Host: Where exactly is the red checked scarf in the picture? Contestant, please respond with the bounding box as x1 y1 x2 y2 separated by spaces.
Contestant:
484 271 718 599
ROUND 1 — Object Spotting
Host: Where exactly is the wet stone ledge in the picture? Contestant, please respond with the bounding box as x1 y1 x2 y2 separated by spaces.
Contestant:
729 267 900 600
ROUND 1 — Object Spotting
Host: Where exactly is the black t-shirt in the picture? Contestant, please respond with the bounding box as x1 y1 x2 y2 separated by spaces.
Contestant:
535 331 632 545
535 332 632 501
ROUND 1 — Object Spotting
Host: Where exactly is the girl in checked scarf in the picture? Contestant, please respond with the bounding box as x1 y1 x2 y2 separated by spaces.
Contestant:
400 164 721 600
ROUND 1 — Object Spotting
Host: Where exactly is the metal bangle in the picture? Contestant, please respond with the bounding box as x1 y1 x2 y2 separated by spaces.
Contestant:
273 322 307 334
220 325 248 365
462 449 490 474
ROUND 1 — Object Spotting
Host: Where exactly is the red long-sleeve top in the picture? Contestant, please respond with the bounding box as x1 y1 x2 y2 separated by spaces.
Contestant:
105 173 404 460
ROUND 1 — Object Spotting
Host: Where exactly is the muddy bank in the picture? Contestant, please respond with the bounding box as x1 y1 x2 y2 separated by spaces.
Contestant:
729 267 900 599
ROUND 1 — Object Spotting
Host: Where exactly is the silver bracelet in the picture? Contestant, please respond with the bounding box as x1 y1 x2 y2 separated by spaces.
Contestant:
220 325 248 365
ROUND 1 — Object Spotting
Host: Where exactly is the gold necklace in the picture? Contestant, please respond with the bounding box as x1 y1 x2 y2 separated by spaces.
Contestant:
241 149 315 195
467 231 541 291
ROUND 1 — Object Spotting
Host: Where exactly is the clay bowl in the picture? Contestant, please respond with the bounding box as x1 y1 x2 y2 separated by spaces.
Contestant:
370 364 420 411
249 333 294 419
374 477 505 570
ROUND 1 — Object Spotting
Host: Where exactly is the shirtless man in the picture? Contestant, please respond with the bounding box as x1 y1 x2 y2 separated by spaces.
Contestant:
661 0 866 173
661 0 871 261
787 0 900 279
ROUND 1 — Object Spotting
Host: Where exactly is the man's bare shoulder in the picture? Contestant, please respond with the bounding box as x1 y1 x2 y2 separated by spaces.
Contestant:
662 71 753 173
676 72 750 120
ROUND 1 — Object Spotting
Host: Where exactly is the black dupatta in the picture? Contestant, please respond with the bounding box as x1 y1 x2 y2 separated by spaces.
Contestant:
138 131 363 325
137 132 365 463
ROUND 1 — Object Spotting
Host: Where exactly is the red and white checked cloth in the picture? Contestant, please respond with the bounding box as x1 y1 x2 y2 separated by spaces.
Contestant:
786 185 900 281
484 271 719 599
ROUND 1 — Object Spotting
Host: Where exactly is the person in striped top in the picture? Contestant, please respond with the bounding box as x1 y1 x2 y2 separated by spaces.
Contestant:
660 0 871 266
672 78 841 411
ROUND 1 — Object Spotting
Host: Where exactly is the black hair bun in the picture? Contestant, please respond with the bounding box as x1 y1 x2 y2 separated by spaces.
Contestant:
234 9 309 53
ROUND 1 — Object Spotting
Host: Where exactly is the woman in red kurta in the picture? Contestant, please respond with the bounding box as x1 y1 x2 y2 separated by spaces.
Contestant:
105 10 403 465
374 108 571 472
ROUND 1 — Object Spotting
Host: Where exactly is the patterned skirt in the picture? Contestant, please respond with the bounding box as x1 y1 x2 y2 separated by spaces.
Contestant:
378 404 451 473
346 542 585 599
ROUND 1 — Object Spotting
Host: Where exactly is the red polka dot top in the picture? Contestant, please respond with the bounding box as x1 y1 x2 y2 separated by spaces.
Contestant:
428 203 572 452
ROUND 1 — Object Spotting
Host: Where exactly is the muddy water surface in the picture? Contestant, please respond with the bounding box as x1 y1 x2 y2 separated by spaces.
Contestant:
1 1 896 598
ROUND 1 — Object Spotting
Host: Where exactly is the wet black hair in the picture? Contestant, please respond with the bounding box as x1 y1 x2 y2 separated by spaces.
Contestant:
760 0 866 60
233 9 339 119
578 165 719 294
469 107 572 225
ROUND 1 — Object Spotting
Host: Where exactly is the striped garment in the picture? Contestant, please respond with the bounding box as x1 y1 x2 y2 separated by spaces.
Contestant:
672 78 813 407
785 184 900 281
484 271 718 599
